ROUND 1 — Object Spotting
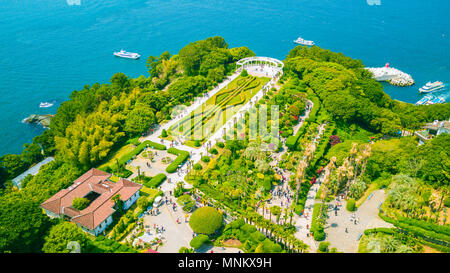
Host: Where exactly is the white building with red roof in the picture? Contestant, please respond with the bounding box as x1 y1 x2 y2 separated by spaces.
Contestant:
41 168 142 236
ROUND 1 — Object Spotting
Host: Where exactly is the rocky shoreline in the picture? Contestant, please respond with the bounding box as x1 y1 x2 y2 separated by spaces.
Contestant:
23 114 53 128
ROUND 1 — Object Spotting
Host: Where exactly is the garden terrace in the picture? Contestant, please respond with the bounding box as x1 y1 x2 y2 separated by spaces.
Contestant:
168 75 269 144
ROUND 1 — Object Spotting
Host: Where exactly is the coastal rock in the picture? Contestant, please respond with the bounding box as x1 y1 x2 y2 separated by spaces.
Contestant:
24 114 53 128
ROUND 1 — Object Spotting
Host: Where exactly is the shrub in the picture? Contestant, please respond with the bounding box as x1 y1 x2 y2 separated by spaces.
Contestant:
193 163 203 170
250 231 266 243
346 198 356 212
201 156 210 163
216 142 225 148
189 207 223 235
190 234 210 250
240 69 248 77
208 148 218 155
285 136 297 149
241 224 257 234
318 241 330 253
194 140 201 147
161 129 168 138
179 247 194 253
444 197 450 208
144 173 167 188
136 196 149 209
229 218 245 229
72 197 90 210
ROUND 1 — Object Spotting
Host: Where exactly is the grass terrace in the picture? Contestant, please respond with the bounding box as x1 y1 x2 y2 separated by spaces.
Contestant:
168 75 269 146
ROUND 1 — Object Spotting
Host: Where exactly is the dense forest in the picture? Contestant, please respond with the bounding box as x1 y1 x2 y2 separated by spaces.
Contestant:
0 38 448 253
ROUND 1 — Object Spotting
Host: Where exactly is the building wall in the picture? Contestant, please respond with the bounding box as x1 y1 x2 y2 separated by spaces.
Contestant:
93 215 114 236
123 191 140 211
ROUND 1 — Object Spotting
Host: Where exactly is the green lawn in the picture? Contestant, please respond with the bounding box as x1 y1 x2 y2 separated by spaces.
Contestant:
140 186 160 200
98 144 135 170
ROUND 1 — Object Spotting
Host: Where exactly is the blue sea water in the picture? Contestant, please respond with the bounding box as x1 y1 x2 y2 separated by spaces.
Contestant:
0 0 449 155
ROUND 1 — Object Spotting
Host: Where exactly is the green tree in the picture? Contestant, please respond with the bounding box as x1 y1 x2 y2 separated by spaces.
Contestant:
124 105 155 135
42 222 89 253
72 197 90 210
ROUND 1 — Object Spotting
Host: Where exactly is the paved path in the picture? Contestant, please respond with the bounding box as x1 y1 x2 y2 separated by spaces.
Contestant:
324 189 393 253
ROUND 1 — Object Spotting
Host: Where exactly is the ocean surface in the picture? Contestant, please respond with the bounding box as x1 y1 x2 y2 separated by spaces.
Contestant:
1 0 449 155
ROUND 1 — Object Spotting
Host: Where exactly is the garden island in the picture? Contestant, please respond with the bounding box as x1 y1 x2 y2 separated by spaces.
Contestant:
0 37 449 254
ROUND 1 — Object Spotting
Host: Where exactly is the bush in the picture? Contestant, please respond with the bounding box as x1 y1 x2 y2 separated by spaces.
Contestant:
250 231 266 243
318 241 330 253
201 156 210 163
241 223 257 234
346 198 356 212
144 173 167 188
444 197 450 208
189 207 223 235
166 148 190 173
208 148 218 155
194 140 201 147
193 163 203 170
190 234 210 250
240 69 248 77
161 129 168 138
216 142 225 148
72 197 90 210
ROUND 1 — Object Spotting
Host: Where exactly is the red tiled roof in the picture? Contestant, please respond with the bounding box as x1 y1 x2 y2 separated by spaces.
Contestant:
41 168 142 231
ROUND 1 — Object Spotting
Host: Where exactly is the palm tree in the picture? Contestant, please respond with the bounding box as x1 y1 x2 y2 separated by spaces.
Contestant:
294 160 308 204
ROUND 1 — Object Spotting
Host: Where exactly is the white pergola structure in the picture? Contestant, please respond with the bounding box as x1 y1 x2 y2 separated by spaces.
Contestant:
236 56 284 72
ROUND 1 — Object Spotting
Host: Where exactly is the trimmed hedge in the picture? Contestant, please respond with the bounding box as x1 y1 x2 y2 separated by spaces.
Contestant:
144 173 167 188
189 207 223 235
166 148 190 173
364 227 396 236
379 213 450 246
143 140 167 151
311 203 326 241
346 198 356 212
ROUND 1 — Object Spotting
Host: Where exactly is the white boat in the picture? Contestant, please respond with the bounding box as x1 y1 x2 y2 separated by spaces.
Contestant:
415 96 433 105
39 102 54 108
293 37 315 46
419 81 445 93
113 49 140 59
425 97 445 105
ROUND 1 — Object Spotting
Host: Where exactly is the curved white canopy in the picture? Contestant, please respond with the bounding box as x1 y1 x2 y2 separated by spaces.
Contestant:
236 56 284 70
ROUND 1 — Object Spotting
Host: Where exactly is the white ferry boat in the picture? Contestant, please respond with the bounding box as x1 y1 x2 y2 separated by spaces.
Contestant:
419 81 445 93
425 97 445 105
39 102 54 108
113 50 140 59
293 37 315 46
415 96 433 106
